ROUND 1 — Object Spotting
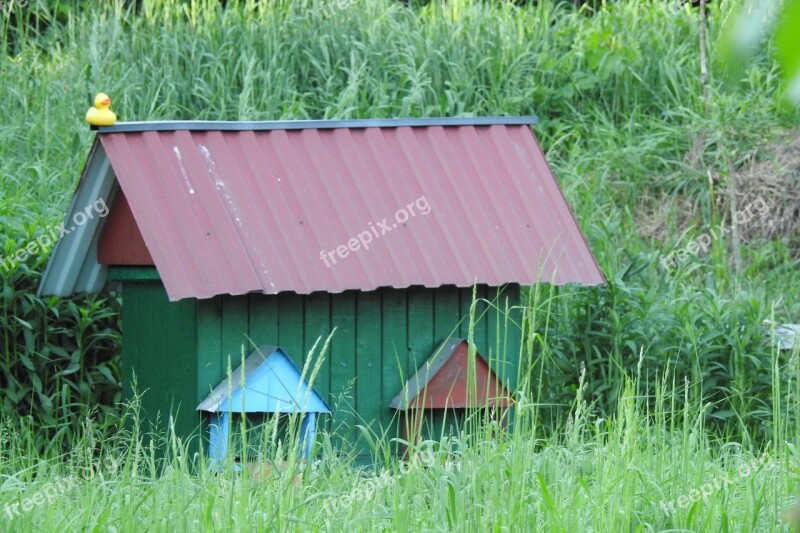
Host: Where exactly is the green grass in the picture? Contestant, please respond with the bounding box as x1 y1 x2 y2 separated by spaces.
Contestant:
1 0 800 530
1 349 798 532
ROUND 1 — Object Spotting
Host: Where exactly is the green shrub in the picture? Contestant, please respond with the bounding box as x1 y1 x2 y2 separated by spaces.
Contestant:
0 242 121 451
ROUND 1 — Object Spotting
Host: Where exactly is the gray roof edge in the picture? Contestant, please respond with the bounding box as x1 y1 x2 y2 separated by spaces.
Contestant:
37 140 115 298
97 116 540 134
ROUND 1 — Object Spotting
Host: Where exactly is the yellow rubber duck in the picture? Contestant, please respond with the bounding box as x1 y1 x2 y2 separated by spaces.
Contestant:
85 93 117 127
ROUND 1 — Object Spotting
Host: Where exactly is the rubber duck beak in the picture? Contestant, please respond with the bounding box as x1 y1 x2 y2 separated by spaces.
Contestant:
102 97 111 105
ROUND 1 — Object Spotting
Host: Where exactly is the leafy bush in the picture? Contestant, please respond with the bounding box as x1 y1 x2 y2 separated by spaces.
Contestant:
0 242 120 450
524 268 784 442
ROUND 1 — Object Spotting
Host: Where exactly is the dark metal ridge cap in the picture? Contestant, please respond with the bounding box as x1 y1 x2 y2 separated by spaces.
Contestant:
96 116 539 133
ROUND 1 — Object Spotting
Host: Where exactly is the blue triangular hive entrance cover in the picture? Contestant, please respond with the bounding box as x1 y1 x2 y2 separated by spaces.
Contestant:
196 346 330 414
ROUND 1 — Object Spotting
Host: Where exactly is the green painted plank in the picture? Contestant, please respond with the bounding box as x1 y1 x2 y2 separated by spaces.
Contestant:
221 296 250 371
120 281 140 402
277 292 305 370
457 287 474 339
355 290 382 440
108 266 161 281
303 292 331 398
128 283 162 427
330 291 357 444
132 282 197 439
480 284 522 432
407 286 435 377
381 288 407 444
248 293 279 348
466 285 489 358
196 298 222 403
434 285 460 343
502 284 522 392
405 286 435 449
195 297 221 459
487 286 502 376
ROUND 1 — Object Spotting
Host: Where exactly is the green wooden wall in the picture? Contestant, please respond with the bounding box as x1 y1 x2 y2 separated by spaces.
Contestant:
114 267 522 457
117 270 199 440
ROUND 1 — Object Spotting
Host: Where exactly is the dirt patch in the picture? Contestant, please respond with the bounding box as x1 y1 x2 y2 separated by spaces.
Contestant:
730 132 800 244
638 131 800 257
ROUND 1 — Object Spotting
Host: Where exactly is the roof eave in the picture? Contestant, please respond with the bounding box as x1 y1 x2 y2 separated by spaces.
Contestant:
37 138 118 298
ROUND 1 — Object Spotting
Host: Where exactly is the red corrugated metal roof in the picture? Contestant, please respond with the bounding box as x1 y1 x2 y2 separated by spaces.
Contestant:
99 121 603 301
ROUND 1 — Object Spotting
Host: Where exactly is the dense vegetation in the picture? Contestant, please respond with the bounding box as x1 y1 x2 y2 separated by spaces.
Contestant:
1 0 799 530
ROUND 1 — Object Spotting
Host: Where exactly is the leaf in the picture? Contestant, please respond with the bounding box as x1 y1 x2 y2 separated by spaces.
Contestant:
12 316 32 329
50 346 69 359
96 365 117 386
59 363 80 376
37 392 53 413
444 479 457 528
19 354 34 371
23 328 35 355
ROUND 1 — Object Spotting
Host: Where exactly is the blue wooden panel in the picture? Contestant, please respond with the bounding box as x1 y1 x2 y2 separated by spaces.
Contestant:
209 413 229 462
210 349 330 414
299 413 316 458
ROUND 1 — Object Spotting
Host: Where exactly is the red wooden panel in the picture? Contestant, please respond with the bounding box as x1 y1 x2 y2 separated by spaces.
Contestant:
408 342 512 409
98 190 154 265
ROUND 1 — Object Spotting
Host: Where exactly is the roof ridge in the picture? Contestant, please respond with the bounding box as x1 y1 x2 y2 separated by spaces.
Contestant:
96 116 540 133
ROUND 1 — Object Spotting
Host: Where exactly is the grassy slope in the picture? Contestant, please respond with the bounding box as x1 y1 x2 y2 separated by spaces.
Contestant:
1 0 800 530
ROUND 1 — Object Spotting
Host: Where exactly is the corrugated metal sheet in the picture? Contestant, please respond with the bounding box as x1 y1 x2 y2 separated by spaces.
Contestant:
37 141 118 298
41 119 604 301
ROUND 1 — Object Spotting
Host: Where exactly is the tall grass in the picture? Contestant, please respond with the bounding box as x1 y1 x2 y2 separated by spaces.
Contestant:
0 321 797 531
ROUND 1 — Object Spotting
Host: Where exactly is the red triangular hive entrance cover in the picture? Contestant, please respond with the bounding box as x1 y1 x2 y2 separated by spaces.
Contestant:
389 338 513 410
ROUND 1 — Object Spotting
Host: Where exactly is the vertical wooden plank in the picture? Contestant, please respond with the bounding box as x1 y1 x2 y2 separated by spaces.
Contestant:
216 296 247 460
434 285 460 343
120 280 139 403
381 288 407 443
488 284 521 431
303 292 331 398
407 286 435 378
457 287 474 339
487 286 501 378
248 293 279 348
195 296 221 460
196 297 222 403
134 281 197 439
278 292 304 367
468 285 489 358
330 290 356 444
486 285 506 402
132 282 162 423
501 284 522 392
221 295 250 371
355 290 382 444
